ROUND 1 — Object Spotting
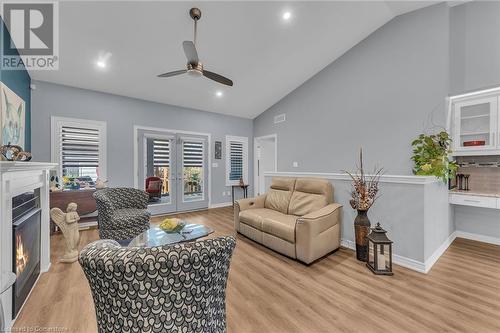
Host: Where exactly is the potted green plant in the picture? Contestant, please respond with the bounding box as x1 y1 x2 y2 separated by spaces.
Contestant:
411 131 457 183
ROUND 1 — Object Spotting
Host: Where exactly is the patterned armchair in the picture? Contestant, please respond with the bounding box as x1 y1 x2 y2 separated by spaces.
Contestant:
79 236 236 333
93 188 150 241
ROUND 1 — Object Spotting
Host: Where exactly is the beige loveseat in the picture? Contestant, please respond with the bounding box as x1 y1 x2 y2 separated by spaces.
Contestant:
234 177 342 264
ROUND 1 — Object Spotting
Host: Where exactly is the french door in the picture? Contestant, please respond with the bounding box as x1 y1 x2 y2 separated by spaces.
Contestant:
137 129 208 215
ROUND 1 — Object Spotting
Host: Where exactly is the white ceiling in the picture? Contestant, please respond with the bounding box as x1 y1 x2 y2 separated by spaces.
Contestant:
29 1 438 119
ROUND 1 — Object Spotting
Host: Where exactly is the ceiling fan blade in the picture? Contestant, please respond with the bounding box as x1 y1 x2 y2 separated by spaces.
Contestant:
157 69 187 78
183 41 199 64
203 70 233 86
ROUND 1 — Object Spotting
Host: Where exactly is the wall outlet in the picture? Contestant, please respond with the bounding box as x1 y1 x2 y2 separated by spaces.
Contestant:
293 161 299 168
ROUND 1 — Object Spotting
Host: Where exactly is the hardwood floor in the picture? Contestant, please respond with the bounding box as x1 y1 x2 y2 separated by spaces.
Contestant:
13 207 500 333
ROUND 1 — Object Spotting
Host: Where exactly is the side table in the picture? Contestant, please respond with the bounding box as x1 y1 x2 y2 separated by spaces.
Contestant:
232 184 249 207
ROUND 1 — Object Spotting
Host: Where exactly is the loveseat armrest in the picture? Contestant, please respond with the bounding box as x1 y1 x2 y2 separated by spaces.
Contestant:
234 194 266 232
295 203 342 264
236 195 266 211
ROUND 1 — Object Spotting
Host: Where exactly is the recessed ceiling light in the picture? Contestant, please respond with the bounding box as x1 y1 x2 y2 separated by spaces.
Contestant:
215 91 223 97
95 51 112 70
282 11 292 21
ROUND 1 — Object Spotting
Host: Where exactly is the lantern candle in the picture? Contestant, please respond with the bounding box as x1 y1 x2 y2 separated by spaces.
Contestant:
377 253 386 270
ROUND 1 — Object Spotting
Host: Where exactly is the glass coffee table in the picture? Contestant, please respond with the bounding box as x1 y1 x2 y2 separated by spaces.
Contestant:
128 223 213 247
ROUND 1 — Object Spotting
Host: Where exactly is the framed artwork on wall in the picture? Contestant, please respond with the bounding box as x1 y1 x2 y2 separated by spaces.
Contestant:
214 141 222 159
0 82 26 148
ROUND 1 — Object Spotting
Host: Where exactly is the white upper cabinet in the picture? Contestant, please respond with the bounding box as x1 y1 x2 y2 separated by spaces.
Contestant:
450 89 500 156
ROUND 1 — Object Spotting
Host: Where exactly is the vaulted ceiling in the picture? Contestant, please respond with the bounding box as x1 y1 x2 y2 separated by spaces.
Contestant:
29 1 438 118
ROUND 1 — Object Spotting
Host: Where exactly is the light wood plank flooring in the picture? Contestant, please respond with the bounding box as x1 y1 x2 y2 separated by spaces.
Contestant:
13 207 500 332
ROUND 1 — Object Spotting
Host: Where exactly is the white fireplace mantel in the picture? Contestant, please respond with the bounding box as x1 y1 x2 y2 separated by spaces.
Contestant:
0 161 57 328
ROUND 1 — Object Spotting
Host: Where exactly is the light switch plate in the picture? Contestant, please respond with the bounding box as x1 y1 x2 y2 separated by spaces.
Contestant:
293 161 299 168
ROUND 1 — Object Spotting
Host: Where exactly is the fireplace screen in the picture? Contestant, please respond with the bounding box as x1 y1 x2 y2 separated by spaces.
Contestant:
12 190 41 319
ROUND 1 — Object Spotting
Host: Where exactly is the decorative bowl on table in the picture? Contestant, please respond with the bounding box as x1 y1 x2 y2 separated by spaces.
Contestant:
159 218 186 233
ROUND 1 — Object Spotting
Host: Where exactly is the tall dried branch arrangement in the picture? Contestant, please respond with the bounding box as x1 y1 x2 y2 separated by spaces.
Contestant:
343 149 383 211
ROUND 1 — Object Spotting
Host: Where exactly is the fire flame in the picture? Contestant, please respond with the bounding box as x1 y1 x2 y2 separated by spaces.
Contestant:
16 234 29 276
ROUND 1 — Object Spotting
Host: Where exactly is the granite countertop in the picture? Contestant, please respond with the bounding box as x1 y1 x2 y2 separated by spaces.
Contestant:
449 189 500 198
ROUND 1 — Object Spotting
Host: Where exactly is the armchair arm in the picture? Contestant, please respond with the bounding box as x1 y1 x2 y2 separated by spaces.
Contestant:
235 194 266 211
295 203 342 264
234 194 266 232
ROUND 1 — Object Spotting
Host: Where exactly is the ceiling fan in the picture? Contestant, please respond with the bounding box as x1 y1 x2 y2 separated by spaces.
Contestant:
157 8 233 87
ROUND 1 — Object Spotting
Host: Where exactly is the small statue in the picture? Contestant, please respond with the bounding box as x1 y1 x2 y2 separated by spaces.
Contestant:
95 178 108 189
50 203 80 263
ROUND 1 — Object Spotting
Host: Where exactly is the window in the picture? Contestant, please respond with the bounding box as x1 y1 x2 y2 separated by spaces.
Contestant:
51 117 106 188
183 139 205 201
149 138 170 196
226 136 248 186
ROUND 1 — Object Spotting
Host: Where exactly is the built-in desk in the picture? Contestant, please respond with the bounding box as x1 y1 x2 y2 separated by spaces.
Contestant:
449 190 500 209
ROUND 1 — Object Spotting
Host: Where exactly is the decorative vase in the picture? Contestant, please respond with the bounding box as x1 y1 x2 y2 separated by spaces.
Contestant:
354 209 371 261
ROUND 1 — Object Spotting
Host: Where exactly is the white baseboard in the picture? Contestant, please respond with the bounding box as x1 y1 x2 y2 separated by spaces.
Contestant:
424 232 457 273
342 231 500 275
209 202 232 209
341 238 426 273
455 230 500 245
394 254 426 273
79 221 97 229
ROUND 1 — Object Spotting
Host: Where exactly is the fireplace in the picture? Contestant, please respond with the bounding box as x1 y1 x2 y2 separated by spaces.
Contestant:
11 190 41 319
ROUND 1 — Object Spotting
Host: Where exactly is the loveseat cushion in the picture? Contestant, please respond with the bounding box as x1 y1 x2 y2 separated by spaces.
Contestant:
261 214 297 243
288 178 333 216
240 208 287 230
239 208 298 243
264 177 296 214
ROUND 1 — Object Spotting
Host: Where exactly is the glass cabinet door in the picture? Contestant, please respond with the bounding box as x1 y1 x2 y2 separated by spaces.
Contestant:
454 97 498 151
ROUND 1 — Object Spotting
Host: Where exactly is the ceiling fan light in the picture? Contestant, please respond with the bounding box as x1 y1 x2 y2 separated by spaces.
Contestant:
187 69 202 77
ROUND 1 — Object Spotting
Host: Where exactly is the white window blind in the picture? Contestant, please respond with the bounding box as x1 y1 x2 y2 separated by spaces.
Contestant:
51 117 106 182
229 141 243 181
226 136 248 185
183 141 204 167
153 139 170 167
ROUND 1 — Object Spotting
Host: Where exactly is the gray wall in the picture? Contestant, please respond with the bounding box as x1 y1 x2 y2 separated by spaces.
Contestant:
450 1 500 95
449 1 500 240
454 206 500 239
31 81 253 206
254 4 450 175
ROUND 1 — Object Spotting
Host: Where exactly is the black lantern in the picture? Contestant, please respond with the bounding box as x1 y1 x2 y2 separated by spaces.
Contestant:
366 223 393 275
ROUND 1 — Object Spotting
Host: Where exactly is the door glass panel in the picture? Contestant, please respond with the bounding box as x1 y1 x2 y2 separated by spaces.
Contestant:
459 102 491 148
182 140 204 202
146 138 171 204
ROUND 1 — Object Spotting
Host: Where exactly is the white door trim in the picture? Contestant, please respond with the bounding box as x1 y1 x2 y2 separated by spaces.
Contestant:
253 134 277 195
133 125 212 209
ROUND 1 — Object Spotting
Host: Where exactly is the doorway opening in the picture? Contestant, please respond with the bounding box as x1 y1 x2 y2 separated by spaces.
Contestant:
254 134 277 195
